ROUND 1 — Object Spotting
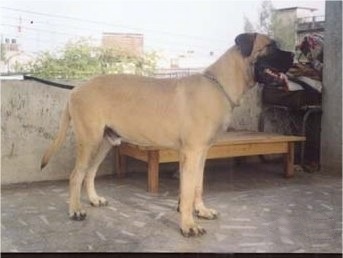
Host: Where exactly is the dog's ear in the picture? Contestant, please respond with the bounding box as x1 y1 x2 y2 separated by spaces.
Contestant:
235 33 257 57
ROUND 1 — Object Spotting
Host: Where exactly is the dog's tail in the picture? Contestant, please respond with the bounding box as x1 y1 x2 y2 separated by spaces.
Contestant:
41 102 71 170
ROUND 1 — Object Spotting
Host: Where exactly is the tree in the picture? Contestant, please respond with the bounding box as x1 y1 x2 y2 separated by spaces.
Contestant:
243 0 295 51
18 38 159 79
258 0 274 35
244 16 255 33
244 0 274 35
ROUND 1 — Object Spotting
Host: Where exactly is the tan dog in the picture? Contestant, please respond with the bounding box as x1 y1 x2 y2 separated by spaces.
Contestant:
41 33 293 237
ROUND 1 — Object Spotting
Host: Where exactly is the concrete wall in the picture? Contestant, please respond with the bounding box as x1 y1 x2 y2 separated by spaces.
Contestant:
1 80 115 185
230 86 262 131
1 78 263 185
320 1 342 173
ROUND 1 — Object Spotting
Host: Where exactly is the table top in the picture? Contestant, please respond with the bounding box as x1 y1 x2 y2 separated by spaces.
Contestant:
214 131 305 145
120 131 305 150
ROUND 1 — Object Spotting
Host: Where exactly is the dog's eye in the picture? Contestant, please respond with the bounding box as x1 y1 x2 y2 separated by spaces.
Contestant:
268 42 278 49
272 40 280 47
265 42 278 54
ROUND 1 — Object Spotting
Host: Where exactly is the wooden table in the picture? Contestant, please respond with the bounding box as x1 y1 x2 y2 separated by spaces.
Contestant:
115 131 305 193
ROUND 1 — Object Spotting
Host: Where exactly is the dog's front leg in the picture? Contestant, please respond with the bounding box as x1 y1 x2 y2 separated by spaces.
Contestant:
179 148 207 237
194 152 218 220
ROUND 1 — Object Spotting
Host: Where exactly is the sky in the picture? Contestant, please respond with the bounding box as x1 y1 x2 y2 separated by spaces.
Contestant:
0 0 326 64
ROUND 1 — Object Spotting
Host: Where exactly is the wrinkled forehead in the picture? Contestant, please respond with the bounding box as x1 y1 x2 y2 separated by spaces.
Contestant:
253 34 277 53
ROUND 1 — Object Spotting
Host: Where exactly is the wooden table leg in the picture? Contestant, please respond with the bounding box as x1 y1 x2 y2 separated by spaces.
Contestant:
284 142 295 178
115 147 127 178
148 150 159 193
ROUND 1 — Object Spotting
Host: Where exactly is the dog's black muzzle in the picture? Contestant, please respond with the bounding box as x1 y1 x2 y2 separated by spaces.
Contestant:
254 48 294 86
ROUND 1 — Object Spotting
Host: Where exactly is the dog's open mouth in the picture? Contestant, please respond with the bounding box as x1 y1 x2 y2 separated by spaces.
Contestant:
255 65 289 91
254 46 294 91
263 67 289 89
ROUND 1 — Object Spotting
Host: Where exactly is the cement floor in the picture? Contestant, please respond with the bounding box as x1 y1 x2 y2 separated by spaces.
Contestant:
1 161 342 253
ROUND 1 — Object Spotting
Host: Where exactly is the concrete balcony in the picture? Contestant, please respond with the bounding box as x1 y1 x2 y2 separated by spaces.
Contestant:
297 16 325 33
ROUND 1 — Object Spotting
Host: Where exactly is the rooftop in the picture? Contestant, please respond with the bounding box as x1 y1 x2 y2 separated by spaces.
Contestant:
2 162 341 252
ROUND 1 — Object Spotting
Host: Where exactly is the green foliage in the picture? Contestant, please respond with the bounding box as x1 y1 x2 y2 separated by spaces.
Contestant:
19 38 159 79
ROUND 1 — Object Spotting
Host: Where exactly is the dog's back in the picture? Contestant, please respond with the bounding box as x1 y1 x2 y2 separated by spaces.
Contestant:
68 73 226 148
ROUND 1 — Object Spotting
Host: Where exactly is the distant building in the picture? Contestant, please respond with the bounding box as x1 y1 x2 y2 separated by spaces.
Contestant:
3 38 19 52
101 32 144 56
0 38 34 73
273 7 325 50
154 67 204 79
155 49 218 78
296 15 325 39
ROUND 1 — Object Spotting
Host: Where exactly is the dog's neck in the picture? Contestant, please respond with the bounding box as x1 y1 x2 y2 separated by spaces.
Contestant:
205 46 255 104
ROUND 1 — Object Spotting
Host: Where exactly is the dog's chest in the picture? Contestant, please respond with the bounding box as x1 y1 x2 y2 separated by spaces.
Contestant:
221 112 233 132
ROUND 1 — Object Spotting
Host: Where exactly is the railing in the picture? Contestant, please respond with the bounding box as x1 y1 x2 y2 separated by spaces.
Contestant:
0 68 207 80
153 67 204 79
296 16 325 32
297 15 325 24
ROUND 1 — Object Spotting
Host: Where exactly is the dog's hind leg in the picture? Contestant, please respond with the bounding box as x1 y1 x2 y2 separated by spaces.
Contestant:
85 139 112 207
69 130 102 220
179 147 208 237
69 141 98 221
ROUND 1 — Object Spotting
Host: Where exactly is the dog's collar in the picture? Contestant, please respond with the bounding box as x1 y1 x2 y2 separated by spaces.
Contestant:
203 72 238 109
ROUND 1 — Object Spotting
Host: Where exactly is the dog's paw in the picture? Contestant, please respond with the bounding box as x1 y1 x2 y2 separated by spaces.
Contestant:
180 224 206 237
69 210 87 221
195 208 218 220
90 196 108 207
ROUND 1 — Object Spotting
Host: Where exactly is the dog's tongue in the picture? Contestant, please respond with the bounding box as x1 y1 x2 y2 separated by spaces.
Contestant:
265 68 289 91
279 73 289 92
